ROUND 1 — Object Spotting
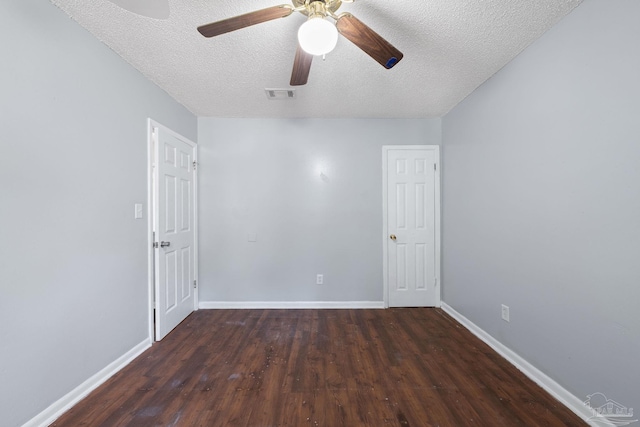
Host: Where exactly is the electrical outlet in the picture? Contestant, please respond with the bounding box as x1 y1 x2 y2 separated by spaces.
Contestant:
316 274 324 285
501 304 510 322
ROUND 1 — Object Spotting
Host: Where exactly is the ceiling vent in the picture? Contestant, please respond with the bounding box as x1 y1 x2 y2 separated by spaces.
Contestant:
265 88 296 100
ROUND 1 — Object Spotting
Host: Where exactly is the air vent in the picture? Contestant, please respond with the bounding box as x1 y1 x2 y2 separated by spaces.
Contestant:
265 88 296 100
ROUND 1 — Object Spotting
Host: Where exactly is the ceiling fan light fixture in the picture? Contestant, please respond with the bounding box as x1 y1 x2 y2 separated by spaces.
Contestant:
297 17 338 56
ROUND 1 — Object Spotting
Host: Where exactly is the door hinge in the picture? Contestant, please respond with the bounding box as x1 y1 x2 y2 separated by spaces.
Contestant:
434 163 437 171
193 280 197 289
153 242 159 248
193 161 198 171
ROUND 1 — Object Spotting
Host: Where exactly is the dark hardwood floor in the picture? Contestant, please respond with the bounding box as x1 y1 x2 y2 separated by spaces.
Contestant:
51 309 587 426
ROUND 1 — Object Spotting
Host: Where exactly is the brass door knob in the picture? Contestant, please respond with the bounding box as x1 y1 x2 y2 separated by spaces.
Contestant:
390 234 397 241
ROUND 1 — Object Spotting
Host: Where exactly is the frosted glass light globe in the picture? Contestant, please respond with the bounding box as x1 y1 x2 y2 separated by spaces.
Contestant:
297 17 338 56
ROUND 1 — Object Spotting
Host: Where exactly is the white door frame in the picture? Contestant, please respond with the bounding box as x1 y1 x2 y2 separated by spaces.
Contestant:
147 119 199 341
382 145 441 308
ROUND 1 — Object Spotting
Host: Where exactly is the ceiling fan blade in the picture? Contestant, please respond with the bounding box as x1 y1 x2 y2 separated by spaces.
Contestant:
290 44 314 86
336 13 403 69
198 5 294 38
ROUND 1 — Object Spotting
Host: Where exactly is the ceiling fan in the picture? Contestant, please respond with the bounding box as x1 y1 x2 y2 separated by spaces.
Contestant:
197 0 403 86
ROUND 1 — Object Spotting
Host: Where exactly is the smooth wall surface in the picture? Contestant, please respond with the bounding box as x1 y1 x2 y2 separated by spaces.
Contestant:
0 1 196 425
198 118 441 303
442 0 639 411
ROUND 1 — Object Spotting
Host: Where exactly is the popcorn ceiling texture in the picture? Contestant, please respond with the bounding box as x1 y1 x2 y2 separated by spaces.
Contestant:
51 0 582 118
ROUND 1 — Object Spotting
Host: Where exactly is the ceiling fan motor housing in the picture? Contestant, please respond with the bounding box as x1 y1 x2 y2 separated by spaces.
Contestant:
293 0 343 16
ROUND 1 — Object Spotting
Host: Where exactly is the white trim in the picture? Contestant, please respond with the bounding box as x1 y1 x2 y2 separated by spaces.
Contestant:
382 145 441 308
147 119 199 342
382 147 389 309
433 147 441 308
146 119 156 343
198 301 385 310
192 141 199 312
23 338 151 427
440 302 598 427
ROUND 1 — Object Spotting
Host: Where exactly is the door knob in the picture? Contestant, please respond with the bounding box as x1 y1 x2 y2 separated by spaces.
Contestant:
390 234 397 241
160 241 171 247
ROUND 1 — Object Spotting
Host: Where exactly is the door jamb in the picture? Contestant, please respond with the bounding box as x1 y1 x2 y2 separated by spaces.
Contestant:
147 119 199 342
382 145 441 308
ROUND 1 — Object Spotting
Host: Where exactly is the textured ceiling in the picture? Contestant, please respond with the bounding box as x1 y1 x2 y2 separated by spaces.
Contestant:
51 0 582 118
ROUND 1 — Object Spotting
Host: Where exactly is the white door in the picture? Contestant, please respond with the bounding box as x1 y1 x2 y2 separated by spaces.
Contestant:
383 146 440 307
152 122 197 340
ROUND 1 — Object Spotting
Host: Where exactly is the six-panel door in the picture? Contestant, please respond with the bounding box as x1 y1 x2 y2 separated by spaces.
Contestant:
387 148 437 307
154 127 196 340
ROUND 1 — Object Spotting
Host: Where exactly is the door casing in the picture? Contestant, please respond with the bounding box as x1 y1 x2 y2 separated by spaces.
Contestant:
382 145 441 308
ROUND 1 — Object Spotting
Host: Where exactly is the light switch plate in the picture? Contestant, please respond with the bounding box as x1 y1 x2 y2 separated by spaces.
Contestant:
134 203 143 219
501 304 510 322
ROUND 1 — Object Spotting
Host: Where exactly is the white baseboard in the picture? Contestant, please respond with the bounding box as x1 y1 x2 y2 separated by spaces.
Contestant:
198 301 385 309
440 302 600 427
23 338 152 427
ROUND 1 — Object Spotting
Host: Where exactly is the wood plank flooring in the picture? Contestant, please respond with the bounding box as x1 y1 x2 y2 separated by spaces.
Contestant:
51 309 587 426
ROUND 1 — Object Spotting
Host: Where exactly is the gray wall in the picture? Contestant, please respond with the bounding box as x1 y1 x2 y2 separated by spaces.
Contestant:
442 0 639 411
198 118 440 303
0 1 196 425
